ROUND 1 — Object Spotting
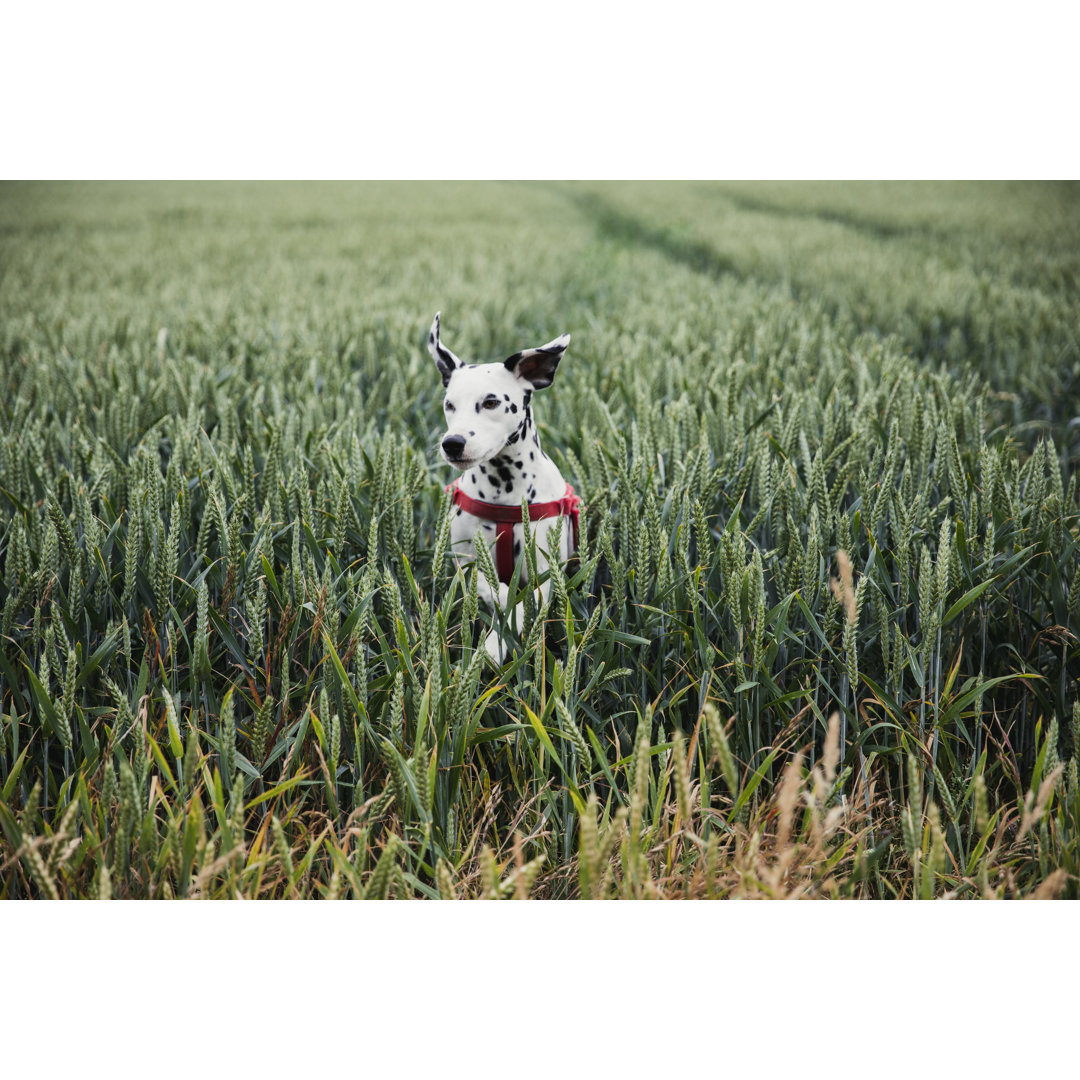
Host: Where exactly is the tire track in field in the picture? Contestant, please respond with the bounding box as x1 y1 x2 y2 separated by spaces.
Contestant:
554 183 1080 454
558 184 915 287
558 187 752 286
713 188 919 242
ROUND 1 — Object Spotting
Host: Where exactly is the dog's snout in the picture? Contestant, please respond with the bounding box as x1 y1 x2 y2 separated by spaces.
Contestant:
442 434 467 460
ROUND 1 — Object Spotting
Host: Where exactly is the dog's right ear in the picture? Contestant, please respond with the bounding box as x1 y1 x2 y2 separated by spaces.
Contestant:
428 312 464 387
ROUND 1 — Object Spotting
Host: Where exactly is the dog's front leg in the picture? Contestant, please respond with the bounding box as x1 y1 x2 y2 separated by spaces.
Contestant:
473 568 510 611
449 525 512 660
481 576 515 663
484 598 531 662
482 519 562 662
450 552 510 662
460 570 511 663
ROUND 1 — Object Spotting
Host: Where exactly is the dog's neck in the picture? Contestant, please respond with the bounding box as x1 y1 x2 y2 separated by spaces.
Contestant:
457 403 565 505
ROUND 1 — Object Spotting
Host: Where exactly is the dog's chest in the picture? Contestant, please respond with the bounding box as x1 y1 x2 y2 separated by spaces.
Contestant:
461 448 559 505
449 451 571 572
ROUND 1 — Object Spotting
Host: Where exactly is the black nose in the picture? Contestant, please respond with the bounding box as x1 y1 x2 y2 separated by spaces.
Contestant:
442 435 467 460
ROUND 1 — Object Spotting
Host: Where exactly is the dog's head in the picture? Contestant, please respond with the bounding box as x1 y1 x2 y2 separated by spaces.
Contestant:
429 312 570 469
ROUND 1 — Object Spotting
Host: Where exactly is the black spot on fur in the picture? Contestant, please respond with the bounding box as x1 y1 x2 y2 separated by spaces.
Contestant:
505 482 513 493
479 464 486 474
475 402 481 413
503 394 510 401
469 430 475 436
507 431 520 444
456 508 462 516
510 403 518 413
479 489 486 498
470 473 476 483
529 452 534 460
515 460 522 469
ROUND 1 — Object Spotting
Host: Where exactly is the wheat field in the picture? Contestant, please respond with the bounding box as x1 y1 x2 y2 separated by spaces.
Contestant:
1 180 1079 899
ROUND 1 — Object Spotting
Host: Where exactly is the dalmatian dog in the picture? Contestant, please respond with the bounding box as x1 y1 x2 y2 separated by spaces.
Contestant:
429 312 581 662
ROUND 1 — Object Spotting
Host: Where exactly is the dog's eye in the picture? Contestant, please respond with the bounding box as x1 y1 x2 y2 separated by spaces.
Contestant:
482 398 500 410
444 401 455 412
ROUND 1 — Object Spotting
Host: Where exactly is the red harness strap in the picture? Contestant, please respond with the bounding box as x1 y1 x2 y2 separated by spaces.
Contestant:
448 479 582 585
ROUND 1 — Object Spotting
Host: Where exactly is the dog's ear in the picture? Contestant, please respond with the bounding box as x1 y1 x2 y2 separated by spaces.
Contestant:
503 332 570 390
428 312 464 387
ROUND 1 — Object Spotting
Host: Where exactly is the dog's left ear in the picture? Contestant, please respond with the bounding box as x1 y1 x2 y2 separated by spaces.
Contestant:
428 312 465 387
503 333 571 390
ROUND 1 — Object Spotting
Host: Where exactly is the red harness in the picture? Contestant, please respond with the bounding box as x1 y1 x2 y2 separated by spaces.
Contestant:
448 479 582 585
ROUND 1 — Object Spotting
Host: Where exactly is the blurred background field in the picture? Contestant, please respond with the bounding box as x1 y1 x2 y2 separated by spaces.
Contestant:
1 180 1079 898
